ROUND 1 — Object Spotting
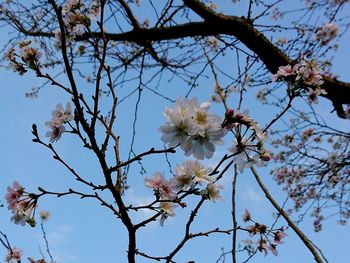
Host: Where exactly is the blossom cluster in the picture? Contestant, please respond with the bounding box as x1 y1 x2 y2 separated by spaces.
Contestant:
45 103 74 142
159 97 225 159
272 59 326 103
5 181 37 227
61 0 101 37
222 109 271 172
145 160 222 223
242 209 288 256
315 23 338 46
5 246 50 263
272 126 350 228
4 40 41 75
5 247 22 263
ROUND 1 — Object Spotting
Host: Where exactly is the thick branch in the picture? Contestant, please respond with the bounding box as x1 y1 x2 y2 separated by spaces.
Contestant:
8 1 350 115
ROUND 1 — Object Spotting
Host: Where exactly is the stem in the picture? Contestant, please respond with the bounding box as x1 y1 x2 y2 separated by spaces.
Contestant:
231 165 238 263
250 167 324 263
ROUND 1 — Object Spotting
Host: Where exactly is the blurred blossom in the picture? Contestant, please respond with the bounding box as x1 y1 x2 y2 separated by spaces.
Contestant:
315 23 338 46
201 183 223 202
6 247 22 262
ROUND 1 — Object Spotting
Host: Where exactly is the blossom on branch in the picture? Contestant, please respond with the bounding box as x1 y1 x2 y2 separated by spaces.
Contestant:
315 23 338 46
173 160 212 189
5 181 37 227
5 247 22 263
160 97 225 160
200 183 223 202
145 172 177 200
45 103 73 142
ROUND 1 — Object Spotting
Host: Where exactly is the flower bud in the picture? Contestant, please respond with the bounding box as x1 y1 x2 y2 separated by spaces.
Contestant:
261 152 272 161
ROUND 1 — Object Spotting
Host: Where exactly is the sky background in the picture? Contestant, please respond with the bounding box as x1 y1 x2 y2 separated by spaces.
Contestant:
1 1 350 263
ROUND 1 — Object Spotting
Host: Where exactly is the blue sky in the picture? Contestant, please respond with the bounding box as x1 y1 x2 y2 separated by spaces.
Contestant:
1 1 350 263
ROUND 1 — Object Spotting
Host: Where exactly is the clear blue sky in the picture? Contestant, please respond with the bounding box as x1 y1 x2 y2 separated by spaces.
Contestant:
1 1 349 263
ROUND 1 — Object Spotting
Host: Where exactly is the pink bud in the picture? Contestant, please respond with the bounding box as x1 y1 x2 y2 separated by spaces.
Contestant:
225 109 234 117
261 152 272 161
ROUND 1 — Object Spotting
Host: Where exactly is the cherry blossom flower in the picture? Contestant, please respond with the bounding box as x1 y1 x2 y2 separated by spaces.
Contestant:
274 230 288 244
45 122 65 143
45 103 73 142
5 247 22 262
272 65 294 81
160 97 225 159
293 60 324 86
5 181 23 210
159 202 177 226
145 172 176 200
257 240 269 255
5 181 37 226
201 183 223 202
308 87 327 103
273 59 324 88
40 210 50 221
315 23 338 45
242 209 251 222
160 202 176 216
173 160 212 189
87 1 101 20
268 244 278 256
51 103 74 126
10 199 35 226
188 127 225 160
159 114 192 151
301 128 314 141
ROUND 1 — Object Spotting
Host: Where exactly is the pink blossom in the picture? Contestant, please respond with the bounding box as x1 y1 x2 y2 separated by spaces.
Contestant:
5 247 22 262
269 244 278 256
5 181 23 210
315 23 338 45
11 198 35 226
272 65 294 81
257 240 269 255
242 209 251 222
145 172 177 200
51 103 74 127
294 60 324 86
274 230 288 244
45 122 65 142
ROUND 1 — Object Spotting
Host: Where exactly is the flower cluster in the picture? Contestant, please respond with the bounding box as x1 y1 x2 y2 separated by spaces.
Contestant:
273 59 324 86
242 209 287 256
145 160 222 223
61 0 101 37
5 181 37 227
159 97 225 159
45 103 74 142
315 23 338 46
272 59 326 103
4 40 41 75
5 247 22 263
221 109 270 172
